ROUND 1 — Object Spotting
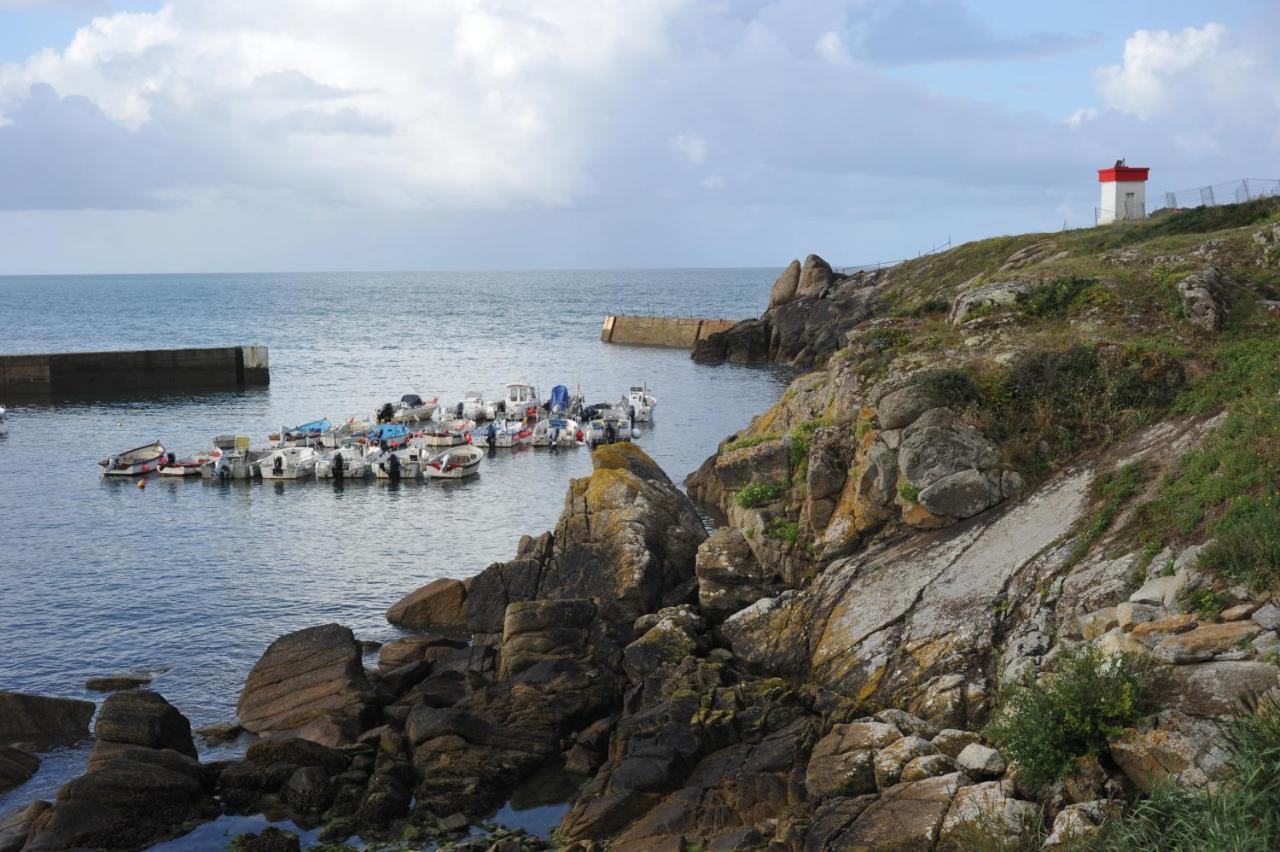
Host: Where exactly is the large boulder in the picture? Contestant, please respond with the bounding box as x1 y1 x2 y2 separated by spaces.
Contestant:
948 280 1033 324
835 771 968 850
498 599 596 678
0 693 94 747
237 623 374 745
692 318 770 365
0 746 39 794
795 254 834 300
386 578 468 631
93 689 196 757
1110 709 1230 792
768 259 802 309
0 801 50 852
696 527 768 620
23 691 217 851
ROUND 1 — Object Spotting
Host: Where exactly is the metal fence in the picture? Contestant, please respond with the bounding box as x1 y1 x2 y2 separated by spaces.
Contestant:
1096 177 1280 224
833 237 952 277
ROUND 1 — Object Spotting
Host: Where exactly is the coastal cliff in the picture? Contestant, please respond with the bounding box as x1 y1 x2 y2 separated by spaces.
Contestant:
7 198 1280 850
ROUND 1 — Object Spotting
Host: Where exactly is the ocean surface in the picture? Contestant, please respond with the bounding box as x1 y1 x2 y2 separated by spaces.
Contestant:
0 269 789 836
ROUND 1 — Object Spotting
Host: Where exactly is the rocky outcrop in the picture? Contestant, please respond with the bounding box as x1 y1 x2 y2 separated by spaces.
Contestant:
948 280 1033 324
1174 265 1226 331
386 578 468 631
22 690 216 851
694 258 888 368
0 693 94 747
0 801 49 852
696 526 770 620
237 623 375 746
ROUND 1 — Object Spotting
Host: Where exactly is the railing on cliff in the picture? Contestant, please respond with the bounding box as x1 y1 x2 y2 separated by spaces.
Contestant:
832 237 953 277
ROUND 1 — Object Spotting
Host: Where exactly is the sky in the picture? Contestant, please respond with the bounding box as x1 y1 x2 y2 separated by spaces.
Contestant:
0 0 1277 274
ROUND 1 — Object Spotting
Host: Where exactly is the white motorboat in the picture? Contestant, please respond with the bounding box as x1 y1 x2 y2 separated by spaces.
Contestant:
373 446 428 480
532 417 580 448
316 444 376 479
455 391 498 422
257 446 319 480
583 412 635 446
99 441 166 476
391 394 441 424
478 420 533 449
623 384 657 423
504 382 540 423
423 444 484 479
416 419 476 448
202 435 268 481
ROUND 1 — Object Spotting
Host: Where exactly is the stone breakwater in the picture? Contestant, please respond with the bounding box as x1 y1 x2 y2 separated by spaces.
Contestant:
0 345 268 398
601 315 737 349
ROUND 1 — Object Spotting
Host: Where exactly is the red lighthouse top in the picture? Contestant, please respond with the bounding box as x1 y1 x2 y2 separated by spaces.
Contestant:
1098 163 1149 183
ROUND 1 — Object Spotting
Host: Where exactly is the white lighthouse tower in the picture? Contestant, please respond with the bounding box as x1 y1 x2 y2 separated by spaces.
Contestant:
1098 160 1149 224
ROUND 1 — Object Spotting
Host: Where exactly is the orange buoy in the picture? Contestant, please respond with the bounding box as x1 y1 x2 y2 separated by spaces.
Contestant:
137 479 146 489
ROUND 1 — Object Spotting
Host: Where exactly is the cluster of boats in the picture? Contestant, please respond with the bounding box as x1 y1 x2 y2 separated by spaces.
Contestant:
97 382 658 483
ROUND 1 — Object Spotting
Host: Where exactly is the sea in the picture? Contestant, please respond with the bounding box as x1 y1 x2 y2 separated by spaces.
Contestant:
0 269 790 841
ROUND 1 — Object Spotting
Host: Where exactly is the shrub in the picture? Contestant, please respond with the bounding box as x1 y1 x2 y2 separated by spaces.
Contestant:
915 367 982 409
985 646 1145 790
858 328 912 352
1017 277 1106 318
766 518 799 543
1103 696 1280 850
735 482 785 509
899 481 921 503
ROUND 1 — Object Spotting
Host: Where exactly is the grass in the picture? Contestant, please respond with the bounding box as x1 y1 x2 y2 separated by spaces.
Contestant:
1063 462 1150 569
985 646 1145 791
1076 196 1280 253
766 518 799 543
1016 277 1113 318
1102 697 1280 851
899 481 921 503
723 432 781 453
735 482 785 509
1123 328 1280 592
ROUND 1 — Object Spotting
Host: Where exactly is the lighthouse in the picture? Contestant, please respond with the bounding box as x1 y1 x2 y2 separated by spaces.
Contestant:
1098 160 1149 224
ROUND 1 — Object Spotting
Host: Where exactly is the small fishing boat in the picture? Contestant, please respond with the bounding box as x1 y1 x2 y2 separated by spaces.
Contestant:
202 435 267 481
257 446 319 480
158 452 211 477
99 441 166 476
391 394 440 424
504 382 540 423
547 385 572 416
455 391 498 422
336 417 374 441
281 419 332 444
623 384 657 423
423 444 484 479
368 422 412 450
532 417 580 448
417 419 475 447
583 411 635 446
478 420 533 449
373 446 427 480
316 444 376 479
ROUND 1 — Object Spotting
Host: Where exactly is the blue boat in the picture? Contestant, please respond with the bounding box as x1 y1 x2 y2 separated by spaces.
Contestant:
367 422 411 449
283 418 332 440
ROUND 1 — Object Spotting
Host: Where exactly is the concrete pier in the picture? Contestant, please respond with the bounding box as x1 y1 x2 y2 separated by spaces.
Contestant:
0 345 269 398
601 315 738 349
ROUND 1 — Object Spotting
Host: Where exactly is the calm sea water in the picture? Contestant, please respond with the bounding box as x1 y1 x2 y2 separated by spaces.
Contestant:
0 270 787 824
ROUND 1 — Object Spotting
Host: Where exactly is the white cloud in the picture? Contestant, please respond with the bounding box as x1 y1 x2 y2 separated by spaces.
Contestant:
1066 106 1097 128
815 31 849 65
670 131 708 165
1095 23 1236 120
700 175 725 190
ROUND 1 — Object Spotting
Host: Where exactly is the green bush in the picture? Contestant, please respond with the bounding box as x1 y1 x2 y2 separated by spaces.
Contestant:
1017 277 1106 318
735 482 785 509
986 646 1145 790
766 518 799 543
899 481 921 503
1104 697 1280 851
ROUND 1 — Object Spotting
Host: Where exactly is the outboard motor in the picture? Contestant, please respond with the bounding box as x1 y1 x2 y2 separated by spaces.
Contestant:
387 451 401 481
166 452 177 465
378 402 395 423
332 452 345 479
456 401 465 418
273 455 284 475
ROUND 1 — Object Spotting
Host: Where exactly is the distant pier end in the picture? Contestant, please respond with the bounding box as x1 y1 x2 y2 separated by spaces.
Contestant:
0 345 269 399
602 315 737 349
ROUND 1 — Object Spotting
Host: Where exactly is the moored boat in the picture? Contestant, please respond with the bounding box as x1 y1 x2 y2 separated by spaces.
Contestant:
202 435 267 480
0 405 7 436
158 452 211 477
316 444 376 479
373 446 427 480
99 441 166 476
504 382 540 423
623 384 657 422
479 419 533 449
280 419 332 445
257 446 319 480
391 394 440 424
423 444 484 479
368 422 412 450
417 419 475 447
532 417 580 447
455 391 498 422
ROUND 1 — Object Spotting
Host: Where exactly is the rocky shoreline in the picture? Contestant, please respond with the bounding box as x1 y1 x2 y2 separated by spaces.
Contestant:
5 215 1280 850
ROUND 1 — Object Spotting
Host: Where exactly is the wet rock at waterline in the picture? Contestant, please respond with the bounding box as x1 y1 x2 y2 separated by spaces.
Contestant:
236 623 375 746
0 693 94 747
386 577 468 632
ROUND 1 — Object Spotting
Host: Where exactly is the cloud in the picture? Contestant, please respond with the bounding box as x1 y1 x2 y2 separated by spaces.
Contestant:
814 31 849 65
1095 23 1239 119
670 131 708 165
857 0 1095 65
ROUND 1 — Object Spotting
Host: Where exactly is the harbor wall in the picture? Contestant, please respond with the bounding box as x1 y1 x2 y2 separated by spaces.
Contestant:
601 315 738 349
0 345 269 398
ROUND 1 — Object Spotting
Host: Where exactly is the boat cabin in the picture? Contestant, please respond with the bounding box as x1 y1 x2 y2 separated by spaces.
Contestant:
506 383 538 410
